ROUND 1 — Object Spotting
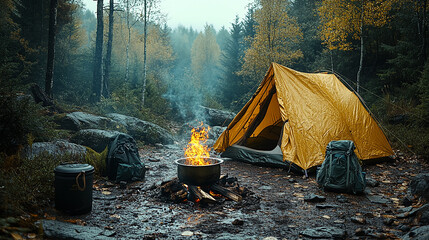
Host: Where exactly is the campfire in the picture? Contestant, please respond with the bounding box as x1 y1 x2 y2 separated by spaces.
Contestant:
161 123 244 204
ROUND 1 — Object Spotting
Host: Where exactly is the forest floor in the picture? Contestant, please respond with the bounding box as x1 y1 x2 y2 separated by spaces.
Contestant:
41 143 428 240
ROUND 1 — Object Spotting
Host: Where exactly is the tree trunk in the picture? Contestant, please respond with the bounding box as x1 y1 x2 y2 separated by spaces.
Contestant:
356 1 364 94
45 0 58 99
142 0 148 106
92 0 104 103
125 0 130 83
422 0 427 61
104 0 114 98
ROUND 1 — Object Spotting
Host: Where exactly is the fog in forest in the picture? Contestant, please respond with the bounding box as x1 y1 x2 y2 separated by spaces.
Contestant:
2 0 429 154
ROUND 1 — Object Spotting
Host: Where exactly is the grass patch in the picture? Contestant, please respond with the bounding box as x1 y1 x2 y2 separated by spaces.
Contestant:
0 147 107 217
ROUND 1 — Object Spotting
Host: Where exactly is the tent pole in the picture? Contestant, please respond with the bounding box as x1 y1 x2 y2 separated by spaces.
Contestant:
304 170 308 178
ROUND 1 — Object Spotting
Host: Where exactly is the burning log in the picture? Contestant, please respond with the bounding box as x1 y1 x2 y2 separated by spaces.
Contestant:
188 185 217 204
211 184 242 202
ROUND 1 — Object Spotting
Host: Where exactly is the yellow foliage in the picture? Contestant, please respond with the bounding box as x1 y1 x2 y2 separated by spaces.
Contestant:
240 0 303 82
318 0 398 50
84 146 107 175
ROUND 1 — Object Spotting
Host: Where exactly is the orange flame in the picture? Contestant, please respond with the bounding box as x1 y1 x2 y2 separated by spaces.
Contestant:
184 123 211 165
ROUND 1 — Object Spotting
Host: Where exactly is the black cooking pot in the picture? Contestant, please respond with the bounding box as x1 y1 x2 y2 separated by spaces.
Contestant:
175 157 223 186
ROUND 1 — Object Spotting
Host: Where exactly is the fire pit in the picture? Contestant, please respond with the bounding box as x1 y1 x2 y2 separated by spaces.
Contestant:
175 157 223 186
160 123 243 203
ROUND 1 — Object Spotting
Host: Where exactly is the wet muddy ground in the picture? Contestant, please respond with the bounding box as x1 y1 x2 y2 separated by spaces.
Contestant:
46 144 428 239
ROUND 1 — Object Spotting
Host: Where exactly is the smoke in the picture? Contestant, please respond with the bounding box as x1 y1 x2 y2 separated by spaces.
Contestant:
162 66 206 122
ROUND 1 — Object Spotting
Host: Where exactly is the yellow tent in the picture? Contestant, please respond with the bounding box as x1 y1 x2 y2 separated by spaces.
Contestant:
214 63 394 171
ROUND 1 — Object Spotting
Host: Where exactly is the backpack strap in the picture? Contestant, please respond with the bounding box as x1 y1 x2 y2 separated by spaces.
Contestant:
345 142 354 192
326 149 333 184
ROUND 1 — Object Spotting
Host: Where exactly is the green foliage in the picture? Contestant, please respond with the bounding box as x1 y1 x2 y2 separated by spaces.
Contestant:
0 95 57 155
0 0 33 90
384 124 429 158
417 60 429 121
220 16 246 111
95 86 142 117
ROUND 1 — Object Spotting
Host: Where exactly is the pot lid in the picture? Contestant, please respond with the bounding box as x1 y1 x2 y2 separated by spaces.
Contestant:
55 163 94 174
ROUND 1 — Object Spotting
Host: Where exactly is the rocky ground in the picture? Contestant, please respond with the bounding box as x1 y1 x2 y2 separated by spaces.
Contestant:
36 144 429 240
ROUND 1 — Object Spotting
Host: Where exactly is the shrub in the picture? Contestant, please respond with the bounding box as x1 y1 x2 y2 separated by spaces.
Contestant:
0 94 57 155
0 152 63 216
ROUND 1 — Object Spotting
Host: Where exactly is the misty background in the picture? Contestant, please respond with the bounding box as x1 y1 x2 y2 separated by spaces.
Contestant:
2 0 429 155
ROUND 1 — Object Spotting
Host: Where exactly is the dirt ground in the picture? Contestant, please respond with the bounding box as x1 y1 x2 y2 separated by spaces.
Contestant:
47 143 429 240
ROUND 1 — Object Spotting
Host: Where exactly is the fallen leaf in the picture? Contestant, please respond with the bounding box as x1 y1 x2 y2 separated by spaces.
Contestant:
102 191 112 195
27 233 37 239
293 193 304 198
181 231 193 236
10 233 23 240
322 215 330 219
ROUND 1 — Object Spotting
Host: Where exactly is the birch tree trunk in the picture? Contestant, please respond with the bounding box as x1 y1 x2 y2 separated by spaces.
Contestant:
356 0 364 94
125 0 131 83
92 0 104 102
45 0 58 99
104 0 114 98
141 0 148 106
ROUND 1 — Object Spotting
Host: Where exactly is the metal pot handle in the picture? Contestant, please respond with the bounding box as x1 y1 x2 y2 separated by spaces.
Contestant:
76 171 86 191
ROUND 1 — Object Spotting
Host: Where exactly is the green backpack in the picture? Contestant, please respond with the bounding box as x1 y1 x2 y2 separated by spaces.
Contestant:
106 133 145 182
316 140 366 194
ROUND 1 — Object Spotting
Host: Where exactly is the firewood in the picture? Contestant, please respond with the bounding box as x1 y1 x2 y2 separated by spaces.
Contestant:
211 184 242 202
188 185 217 204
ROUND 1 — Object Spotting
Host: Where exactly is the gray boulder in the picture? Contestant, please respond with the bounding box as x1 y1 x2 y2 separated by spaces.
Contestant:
37 220 115 240
409 173 429 201
106 113 175 145
200 106 235 126
402 225 429 240
70 129 122 152
300 226 346 238
57 111 119 131
23 140 87 159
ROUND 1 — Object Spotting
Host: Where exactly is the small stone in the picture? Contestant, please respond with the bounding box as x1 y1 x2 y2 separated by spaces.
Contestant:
300 226 346 238
397 206 413 213
181 231 193 236
304 193 326 203
336 195 348 203
366 194 390 204
259 185 272 190
148 158 160 162
288 178 297 183
366 178 379 187
263 237 278 240
351 216 366 224
316 204 339 209
397 224 410 232
355 228 366 236
232 219 244 226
